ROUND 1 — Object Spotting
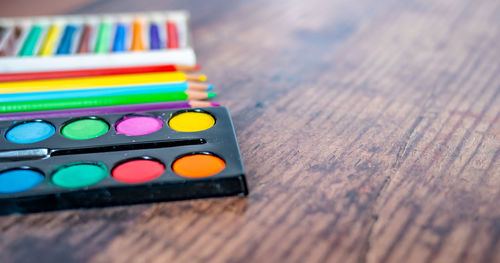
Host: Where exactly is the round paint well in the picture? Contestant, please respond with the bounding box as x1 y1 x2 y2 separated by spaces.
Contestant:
112 158 165 183
52 162 107 188
168 111 215 132
172 153 226 178
61 118 109 140
116 116 163 136
0 169 44 194
6 121 55 144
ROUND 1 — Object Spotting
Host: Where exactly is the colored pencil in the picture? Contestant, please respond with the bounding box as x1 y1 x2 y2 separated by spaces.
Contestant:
18 25 43 56
70 24 83 54
95 21 111 53
112 23 126 52
0 64 200 82
0 90 217 113
149 23 161 50
56 25 77 55
166 21 179 49
39 23 62 56
0 27 15 56
176 18 188 48
0 82 213 102
0 72 208 93
0 27 6 51
0 101 220 121
131 18 145 51
77 24 92 53
12 25 25 55
0 51 197 73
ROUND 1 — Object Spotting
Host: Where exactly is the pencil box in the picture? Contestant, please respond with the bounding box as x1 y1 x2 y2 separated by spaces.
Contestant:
0 11 196 73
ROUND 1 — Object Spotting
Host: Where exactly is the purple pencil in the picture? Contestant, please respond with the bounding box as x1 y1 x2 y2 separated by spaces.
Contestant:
0 101 220 121
149 23 161 50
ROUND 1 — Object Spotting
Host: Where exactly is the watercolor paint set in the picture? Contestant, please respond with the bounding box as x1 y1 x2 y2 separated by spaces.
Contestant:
0 11 195 73
0 107 248 214
0 10 247 214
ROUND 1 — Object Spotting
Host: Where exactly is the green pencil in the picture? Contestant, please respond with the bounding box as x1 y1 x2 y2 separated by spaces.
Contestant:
94 21 111 53
18 25 43 56
0 90 216 113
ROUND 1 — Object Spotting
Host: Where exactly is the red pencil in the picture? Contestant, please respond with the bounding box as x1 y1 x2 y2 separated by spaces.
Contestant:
167 21 179 49
0 64 201 82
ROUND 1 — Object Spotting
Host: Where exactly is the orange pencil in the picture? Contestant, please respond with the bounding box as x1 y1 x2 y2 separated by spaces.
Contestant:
131 19 145 51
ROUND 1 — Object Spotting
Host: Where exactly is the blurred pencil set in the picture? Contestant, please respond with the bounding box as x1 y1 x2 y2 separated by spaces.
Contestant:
0 11 220 117
0 11 195 72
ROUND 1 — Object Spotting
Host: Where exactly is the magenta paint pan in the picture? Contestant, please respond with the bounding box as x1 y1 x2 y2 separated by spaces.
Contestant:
116 115 163 136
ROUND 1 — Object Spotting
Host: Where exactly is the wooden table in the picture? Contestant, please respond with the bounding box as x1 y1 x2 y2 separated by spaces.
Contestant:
1 0 500 262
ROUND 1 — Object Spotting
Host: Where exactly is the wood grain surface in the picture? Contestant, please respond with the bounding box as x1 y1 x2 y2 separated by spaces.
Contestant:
1 0 500 262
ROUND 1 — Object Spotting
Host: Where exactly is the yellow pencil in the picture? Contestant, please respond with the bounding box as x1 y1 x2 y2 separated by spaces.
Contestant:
0 72 208 93
39 24 62 56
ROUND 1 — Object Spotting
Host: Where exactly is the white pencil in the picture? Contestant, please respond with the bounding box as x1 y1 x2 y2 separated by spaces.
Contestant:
0 49 196 73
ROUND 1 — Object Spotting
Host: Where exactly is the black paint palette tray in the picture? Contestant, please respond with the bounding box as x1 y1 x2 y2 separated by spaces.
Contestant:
0 107 247 215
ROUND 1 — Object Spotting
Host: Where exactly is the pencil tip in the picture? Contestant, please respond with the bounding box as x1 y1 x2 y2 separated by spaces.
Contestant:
207 92 217 99
210 102 221 107
207 84 214 91
199 74 208 82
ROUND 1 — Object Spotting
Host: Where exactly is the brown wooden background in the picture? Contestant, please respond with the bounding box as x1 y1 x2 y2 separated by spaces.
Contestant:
1 0 500 262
